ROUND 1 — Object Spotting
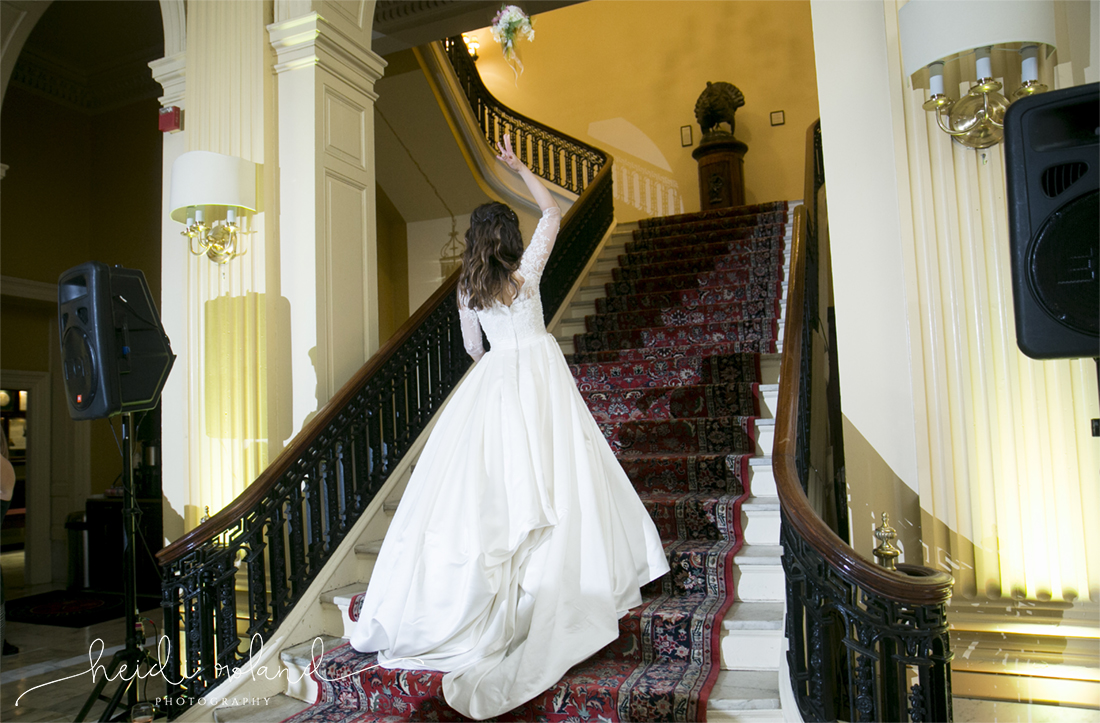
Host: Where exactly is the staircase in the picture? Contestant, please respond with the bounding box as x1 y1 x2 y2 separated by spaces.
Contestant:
209 201 795 723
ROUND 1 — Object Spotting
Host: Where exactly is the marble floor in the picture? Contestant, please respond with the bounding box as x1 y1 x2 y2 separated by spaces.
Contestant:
3 553 1098 722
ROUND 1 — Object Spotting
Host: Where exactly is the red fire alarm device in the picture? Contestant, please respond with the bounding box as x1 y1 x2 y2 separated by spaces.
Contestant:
159 106 182 133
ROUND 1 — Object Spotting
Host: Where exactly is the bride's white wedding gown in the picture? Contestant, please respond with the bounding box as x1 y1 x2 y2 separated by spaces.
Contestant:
350 206 669 720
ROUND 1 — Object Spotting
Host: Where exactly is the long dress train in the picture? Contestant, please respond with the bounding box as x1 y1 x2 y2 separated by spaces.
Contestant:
350 206 669 720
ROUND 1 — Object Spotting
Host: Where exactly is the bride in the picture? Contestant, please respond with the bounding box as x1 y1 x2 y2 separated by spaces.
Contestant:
350 136 669 720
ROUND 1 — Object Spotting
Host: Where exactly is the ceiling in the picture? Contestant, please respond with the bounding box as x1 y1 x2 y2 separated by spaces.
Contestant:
10 0 163 113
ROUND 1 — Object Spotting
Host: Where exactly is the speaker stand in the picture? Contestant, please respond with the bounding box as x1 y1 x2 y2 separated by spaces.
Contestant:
75 413 159 722
1093 358 1099 438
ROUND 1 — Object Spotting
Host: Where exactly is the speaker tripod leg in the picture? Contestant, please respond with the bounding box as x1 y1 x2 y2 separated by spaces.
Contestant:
76 413 155 722
1093 358 1099 438
74 651 126 722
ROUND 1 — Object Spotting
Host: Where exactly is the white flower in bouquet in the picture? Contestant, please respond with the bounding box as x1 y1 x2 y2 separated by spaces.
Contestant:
491 4 534 61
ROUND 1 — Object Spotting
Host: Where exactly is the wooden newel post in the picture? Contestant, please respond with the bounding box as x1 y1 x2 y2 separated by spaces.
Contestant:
692 138 748 210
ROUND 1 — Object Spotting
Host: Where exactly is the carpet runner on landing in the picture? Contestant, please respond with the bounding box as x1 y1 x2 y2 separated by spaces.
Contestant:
281 200 787 723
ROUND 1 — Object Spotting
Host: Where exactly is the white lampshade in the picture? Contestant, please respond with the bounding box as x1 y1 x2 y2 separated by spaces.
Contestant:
170 151 258 224
898 0 1057 79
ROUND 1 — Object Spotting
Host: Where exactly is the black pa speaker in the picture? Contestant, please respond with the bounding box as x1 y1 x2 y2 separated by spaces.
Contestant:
58 262 175 420
1004 82 1099 360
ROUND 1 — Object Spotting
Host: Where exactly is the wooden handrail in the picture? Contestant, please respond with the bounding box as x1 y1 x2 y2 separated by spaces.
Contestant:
773 122 951 604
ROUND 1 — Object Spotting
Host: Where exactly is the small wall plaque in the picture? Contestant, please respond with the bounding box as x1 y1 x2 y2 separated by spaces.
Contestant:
770 110 785 127
680 125 693 147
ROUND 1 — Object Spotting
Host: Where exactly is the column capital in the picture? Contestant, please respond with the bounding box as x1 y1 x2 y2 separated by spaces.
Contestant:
149 52 187 108
268 12 386 96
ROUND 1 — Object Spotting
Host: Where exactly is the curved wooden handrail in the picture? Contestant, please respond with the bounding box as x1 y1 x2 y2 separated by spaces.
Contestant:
773 122 951 604
158 125 614 569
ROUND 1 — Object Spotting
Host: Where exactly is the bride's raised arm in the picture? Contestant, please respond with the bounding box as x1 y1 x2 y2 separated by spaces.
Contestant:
496 135 561 280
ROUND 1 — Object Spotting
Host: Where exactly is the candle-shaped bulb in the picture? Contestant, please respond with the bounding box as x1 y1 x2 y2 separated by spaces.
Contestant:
195 207 205 224
1020 45 1039 83
975 46 993 80
227 207 237 226
928 61 945 96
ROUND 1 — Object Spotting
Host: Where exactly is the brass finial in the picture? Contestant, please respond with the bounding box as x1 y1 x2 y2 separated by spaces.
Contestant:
200 506 211 524
873 512 901 572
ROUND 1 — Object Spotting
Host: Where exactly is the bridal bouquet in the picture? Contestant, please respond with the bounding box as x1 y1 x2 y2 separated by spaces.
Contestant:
491 4 534 80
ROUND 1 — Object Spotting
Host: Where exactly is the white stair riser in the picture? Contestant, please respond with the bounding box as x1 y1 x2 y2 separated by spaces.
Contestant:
748 464 777 497
734 565 785 603
721 628 784 671
322 599 358 639
283 659 319 704
758 386 778 419
706 711 785 722
742 509 781 547
755 423 774 457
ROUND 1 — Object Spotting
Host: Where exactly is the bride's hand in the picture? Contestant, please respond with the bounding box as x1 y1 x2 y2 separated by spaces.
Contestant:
496 135 524 172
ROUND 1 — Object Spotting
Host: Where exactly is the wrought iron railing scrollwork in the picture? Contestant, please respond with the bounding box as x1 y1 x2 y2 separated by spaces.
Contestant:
156 41 611 717
777 121 954 722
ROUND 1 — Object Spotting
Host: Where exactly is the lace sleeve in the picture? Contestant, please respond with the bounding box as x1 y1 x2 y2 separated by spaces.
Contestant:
519 206 562 283
457 292 485 362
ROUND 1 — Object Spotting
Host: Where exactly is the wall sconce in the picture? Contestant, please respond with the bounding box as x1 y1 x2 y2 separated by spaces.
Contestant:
899 0 1056 149
169 151 258 264
462 33 479 61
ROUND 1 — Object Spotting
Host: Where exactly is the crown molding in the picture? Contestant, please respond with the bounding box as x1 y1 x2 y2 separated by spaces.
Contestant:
10 45 162 113
149 52 186 108
268 13 385 94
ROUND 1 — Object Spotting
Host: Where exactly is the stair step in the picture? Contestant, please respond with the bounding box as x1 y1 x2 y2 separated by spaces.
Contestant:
742 496 782 547
707 670 783 720
758 384 778 419
732 545 785 603
355 539 383 558
754 418 774 457
748 457 777 497
721 602 785 671
280 634 344 703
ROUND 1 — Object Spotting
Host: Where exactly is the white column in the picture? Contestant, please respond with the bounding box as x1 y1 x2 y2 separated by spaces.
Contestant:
150 51 191 543
269 8 385 434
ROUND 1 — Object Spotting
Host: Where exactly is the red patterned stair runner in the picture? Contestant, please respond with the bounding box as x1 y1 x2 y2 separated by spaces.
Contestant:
281 200 787 723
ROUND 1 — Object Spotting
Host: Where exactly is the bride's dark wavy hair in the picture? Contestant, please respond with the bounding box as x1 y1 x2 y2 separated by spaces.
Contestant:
458 202 524 310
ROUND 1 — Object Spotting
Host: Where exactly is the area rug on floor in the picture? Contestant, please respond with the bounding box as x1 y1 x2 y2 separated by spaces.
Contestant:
5 589 162 628
281 200 787 723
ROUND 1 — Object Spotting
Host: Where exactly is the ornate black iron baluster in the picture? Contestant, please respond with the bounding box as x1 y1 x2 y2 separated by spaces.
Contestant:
213 548 240 676
429 328 444 408
304 471 323 574
337 439 355 523
393 363 408 460
367 402 383 497
318 454 336 553
285 484 307 599
268 504 289 620
381 389 396 477
243 534 267 638
161 574 183 710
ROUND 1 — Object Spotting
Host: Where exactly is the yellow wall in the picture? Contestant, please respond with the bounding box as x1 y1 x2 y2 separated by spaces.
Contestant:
376 185 410 342
471 0 819 220
1 87 163 494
